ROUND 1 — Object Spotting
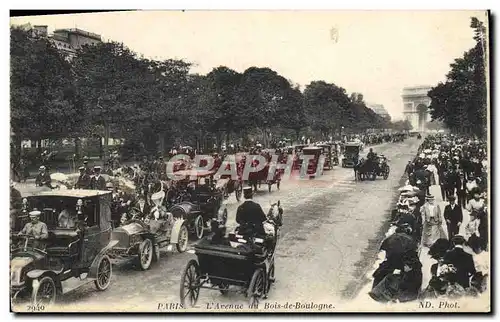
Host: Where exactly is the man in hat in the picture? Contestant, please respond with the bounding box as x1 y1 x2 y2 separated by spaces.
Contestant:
456 171 468 209
18 209 48 249
443 195 463 241
442 235 476 289
35 166 53 188
83 159 93 176
420 194 446 248
134 194 151 216
90 166 107 190
236 187 267 236
75 166 91 189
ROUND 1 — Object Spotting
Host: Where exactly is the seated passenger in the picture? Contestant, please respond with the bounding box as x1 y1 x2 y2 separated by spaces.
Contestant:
58 208 77 229
235 187 267 237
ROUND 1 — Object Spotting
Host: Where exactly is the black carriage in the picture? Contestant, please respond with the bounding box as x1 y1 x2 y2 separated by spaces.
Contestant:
355 155 390 181
168 170 228 240
11 190 116 308
179 202 283 308
247 156 281 193
301 147 324 177
342 142 362 168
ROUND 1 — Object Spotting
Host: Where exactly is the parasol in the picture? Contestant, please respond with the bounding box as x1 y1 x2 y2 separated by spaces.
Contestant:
380 232 418 258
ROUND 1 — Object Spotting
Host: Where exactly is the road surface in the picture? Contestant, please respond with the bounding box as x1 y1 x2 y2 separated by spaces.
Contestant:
13 138 421 312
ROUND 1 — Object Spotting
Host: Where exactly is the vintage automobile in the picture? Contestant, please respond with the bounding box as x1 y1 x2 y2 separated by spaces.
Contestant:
342 142 363 168
316 144 334 170
10 190 116 307
355 154 390 181
109 191 189 270
180 201 283 308
301 146 324 177
168 170 228 240
213 155 243 202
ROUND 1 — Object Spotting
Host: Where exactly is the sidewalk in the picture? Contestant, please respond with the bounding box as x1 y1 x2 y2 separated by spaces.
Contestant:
354 175 489 303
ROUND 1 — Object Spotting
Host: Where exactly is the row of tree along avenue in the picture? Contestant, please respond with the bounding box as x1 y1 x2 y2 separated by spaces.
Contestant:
428 17 488 139
11 25 411 164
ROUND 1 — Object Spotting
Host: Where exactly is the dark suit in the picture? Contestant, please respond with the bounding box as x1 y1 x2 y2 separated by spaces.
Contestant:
443 247 476 289
236 200 267 236
134 200 152 216
75 173 91 189
443 203 463 240
35 172 52 188
90 175 106 190
10 187 22 210
455 177 468 208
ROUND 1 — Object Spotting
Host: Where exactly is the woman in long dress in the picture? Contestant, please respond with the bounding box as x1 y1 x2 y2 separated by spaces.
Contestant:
420 195 447 247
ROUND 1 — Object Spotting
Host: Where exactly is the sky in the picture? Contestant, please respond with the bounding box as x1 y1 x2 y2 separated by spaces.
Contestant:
10 10 488 120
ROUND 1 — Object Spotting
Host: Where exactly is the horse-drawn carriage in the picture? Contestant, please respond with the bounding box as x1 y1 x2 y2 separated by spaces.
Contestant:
108 191 189 270
167 170 228 240
301 146 324 177
355 155 390 181
179 201 283 308
246 154 282 193
11 190 116 307
316 144 335 170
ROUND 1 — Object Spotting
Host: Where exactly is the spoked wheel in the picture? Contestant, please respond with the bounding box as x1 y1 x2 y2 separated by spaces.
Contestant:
383 167 390 180
31 276 57 306
194 215 204 240
137 238 153 270
176 224 189 252
180 260 201 308
247 268 265 308
235 183 242 202
94 255 112 291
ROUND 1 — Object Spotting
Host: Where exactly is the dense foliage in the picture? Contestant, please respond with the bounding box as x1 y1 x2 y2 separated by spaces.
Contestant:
11 25 403 157
428 17 488 138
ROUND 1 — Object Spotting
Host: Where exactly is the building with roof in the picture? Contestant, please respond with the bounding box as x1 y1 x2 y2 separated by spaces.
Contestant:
402 85 432 132
367 104 391 121
24 24 102 60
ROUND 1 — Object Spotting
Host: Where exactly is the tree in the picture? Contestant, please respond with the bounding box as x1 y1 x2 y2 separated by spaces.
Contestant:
428 17 487 138
303 81 350 139
10 26 77 146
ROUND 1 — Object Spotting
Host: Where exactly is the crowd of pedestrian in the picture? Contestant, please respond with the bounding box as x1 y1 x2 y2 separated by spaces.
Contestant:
369 133 488 303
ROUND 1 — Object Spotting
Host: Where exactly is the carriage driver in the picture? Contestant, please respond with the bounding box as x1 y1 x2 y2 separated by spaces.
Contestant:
236 187 267 236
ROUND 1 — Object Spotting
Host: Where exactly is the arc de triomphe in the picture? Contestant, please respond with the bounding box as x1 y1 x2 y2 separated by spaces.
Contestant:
402 86 432 132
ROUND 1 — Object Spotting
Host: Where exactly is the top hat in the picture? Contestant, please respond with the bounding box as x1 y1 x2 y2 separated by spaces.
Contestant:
243 187 253 198
451 235 466 245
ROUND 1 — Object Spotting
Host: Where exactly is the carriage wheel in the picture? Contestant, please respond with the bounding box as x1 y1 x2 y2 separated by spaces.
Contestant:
176 224 189 252
31 276 57 306
180 260 201 308
247 268 265 308
94 255 112 291
194 215 204 239
235 183 242 202
383 167 390 180
137 239 153 270
268 183 272 193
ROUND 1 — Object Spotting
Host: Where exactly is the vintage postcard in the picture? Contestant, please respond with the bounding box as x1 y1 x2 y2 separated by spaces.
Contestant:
9 10 490 313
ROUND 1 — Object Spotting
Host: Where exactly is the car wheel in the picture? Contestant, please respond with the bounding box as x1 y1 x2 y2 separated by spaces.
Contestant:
94 255 112 291
194 215 204 240
176 224 189 253
31 276 57 306
137 238 153 270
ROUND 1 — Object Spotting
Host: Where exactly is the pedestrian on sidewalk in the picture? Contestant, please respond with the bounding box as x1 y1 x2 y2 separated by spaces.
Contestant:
421 194 447 248
456 172 468 209
443 195 463 241
442 235 476 289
